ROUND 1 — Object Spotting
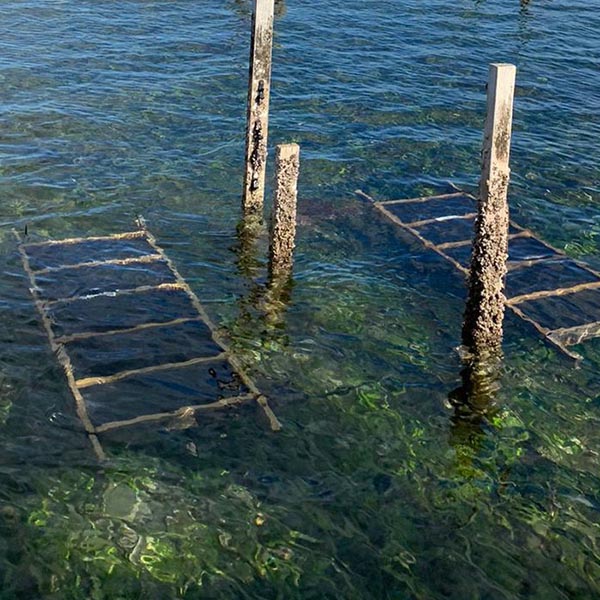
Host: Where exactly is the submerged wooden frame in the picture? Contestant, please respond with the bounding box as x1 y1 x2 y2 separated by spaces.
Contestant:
15 218 280 460
356 189 600 361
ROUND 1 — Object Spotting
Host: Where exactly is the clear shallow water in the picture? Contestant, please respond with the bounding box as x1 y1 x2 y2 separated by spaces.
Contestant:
0 0 599 597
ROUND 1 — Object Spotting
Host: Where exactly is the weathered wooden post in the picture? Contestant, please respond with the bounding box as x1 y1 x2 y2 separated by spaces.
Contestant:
462 63 517 357
242 0 275 218
269 143 300 278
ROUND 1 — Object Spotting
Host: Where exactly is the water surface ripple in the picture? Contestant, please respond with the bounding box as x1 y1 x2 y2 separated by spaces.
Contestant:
0 0 599 598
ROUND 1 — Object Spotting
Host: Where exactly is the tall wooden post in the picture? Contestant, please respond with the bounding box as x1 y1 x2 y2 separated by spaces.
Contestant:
462 63 517 357
243 0 275 218
269 143 300 278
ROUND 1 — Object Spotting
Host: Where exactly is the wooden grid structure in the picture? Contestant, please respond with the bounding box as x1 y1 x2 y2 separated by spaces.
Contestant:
15 219 280 460
356 189 600 360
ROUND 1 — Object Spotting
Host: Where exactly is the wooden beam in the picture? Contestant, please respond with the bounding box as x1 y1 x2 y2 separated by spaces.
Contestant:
548 321 600 347
507 280 600 306
33 254 163 275
56 317 203 345
22 230 145 249
95 394 257 434
75 353 228 389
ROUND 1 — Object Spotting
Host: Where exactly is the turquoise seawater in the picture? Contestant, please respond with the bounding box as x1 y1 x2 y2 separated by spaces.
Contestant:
0 0 599 597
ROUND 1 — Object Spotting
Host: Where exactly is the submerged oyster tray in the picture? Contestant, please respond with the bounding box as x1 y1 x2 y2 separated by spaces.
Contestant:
16 220 279 460
358 190 600 360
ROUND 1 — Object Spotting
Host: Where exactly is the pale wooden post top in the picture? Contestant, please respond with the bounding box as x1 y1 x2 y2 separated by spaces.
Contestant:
276 143 300 160
489 63 517 71
483 63 517 171
256 0 275 21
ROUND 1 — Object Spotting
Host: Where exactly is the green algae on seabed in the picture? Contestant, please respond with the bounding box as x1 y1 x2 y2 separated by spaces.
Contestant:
10 460 325 598
8 348 600 599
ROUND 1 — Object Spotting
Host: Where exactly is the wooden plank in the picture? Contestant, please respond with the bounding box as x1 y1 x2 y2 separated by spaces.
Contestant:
242 0 275 217
378 192 466 206
22 230 145 248
508 256 558 271
33 253 163 275
507 280 600 306
56 316 203 344
406 213 477 228
95 393 257 434
45 282 185 308
548 321 600 347
75 353 228 389
14 231 106 461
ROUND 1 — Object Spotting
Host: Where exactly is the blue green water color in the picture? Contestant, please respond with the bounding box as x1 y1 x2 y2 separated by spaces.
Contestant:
0 0 599 597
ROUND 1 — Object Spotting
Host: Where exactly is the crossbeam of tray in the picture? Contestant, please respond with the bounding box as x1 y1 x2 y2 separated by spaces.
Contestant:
15 219 280 460
357 190 600 360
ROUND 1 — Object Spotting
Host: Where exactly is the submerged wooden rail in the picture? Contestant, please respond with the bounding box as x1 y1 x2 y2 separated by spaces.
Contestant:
15 219 280 460
356 189 600 361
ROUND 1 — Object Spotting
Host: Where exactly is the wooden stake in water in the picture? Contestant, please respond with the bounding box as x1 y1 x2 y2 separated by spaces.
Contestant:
269 143 300 277
462 63 517 357
243 0 275 217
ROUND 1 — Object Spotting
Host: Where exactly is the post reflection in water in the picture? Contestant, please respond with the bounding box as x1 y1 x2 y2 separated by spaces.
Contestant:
447 352 503 466
232 217 294 351
235 215 263 280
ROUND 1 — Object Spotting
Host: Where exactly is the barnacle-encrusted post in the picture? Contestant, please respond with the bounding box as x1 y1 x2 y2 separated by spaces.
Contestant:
462 63 517 358
269 143 300 279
